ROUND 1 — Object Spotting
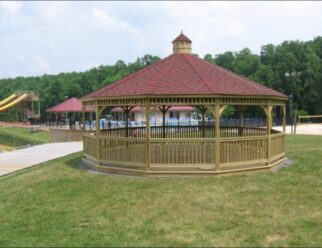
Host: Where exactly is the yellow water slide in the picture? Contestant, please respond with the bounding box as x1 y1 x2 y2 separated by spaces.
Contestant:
0 93 28 112
0 144 15 153
0 93 17 107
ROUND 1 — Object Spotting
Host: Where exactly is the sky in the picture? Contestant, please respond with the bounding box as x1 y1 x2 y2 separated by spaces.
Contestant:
0 1 322 79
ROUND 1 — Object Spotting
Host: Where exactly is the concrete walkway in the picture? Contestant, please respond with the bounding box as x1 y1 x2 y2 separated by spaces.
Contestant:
0 142 82 176
273 124 322 135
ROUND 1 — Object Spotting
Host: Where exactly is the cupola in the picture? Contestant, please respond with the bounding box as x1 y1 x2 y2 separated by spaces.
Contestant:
172 31 192 54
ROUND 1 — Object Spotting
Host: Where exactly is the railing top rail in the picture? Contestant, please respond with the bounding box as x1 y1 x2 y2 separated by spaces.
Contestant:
150 138 216 142
99 136 146 141
50 128 91 132
221 135 268 142
83 134 97 139
271 132 285 138
101 125 268 131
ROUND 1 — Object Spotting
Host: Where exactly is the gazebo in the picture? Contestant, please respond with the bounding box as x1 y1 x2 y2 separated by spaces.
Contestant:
47 97 94 129
81 32 287 176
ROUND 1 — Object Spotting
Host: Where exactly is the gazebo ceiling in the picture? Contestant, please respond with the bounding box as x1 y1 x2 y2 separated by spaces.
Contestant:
83 33 286 100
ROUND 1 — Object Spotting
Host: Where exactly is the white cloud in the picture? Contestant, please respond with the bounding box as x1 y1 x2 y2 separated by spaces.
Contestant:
0 1 322 78
48 43 62 54
0 1 21 15
91 8 132 31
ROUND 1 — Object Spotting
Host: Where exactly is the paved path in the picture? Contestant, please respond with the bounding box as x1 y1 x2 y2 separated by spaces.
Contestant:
274 124 322 135
0 142 82 176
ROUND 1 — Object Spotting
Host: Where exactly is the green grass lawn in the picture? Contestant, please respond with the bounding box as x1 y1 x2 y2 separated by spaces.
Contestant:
0 127 49 144
0 135 321 246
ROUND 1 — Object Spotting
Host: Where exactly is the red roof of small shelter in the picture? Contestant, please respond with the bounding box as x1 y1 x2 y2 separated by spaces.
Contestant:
83 34 286 100
47 97 94 113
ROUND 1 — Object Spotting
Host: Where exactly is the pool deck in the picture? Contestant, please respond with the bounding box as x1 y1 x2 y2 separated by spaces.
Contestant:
0 142 82 176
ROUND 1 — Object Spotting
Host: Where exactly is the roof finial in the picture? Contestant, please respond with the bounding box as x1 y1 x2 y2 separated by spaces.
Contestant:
181 30 183 34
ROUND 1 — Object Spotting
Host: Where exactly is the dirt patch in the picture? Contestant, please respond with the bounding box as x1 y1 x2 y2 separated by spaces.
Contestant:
266 234 287 242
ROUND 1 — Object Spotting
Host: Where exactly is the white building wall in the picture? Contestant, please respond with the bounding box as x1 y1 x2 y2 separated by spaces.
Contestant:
113 109 196 123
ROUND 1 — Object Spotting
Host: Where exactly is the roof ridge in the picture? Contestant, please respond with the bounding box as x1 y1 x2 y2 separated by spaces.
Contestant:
181 54 214 93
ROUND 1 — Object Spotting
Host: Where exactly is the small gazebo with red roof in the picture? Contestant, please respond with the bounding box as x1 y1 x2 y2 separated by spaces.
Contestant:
47 97 94 128
81 32 287 176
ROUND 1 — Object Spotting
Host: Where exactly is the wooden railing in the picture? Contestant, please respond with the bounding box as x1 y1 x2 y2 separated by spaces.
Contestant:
83 134 97 158
270 133 285 160
100 126 268 139
51 126 269 142
50 128 92 142
83 127 286 172
99 136 146 168
150 139 216 166
220 136 268 168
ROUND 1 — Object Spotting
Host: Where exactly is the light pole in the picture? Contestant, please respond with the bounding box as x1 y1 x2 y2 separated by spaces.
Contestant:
285 71 301 135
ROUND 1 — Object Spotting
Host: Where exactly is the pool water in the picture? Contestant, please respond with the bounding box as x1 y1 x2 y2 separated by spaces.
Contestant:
0 133 34 153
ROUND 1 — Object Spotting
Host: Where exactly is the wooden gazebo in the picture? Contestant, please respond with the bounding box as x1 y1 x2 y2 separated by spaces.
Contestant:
46 97 94 142
81 33 287 176
46 97 94 128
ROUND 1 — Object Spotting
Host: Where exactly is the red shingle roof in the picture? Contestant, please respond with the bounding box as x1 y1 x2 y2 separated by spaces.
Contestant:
172 33 192 43
47 97 94 113
83 53 286 99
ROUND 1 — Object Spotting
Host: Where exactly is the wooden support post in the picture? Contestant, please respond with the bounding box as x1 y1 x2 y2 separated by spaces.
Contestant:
90 112 93 130
82 106 86 131
197 106 207 138
55 113 58 127
145 101 151 170
214 102 221 170
125 108 129 137
158 105 171 138
237 106 245 136
64 111 68 129
121 106 134 138
201 110 205 138
266 104 273 165
95 106 101 164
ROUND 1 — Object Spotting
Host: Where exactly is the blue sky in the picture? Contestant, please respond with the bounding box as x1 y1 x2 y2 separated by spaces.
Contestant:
1 1 322 79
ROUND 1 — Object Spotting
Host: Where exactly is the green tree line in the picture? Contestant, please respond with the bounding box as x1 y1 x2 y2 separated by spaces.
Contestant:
205 36 322 115
0 37 321 121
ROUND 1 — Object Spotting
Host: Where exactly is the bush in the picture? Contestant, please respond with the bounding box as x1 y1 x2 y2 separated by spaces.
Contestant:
296 109 309 117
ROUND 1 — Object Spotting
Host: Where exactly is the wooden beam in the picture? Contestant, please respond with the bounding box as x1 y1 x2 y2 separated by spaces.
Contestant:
121 106 134 137
145 101 151 170
214 102 221 170
236 106 245 136
95 106 101 164
82 106 86 131
158 105 171 138
266 104 273 165
196 105 207 138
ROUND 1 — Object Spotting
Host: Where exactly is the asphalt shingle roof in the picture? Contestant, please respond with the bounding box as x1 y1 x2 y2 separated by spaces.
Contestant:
47 97 94 113
84 53 286 99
